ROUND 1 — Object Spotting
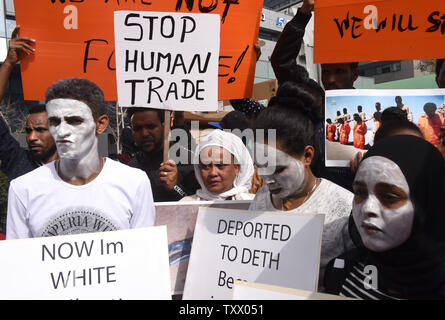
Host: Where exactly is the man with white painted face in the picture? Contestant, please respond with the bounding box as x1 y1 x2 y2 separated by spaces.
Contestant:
0 27 58 180
6 78 155 239
324 135 445 299
249 81 354 292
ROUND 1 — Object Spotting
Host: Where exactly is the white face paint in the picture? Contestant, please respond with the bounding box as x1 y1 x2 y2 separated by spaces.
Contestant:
46 99 97 160
352 156 414 252
255 142 307 200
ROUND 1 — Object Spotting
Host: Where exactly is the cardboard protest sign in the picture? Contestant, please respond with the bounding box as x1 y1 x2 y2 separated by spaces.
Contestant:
314 0 445 63
155 200 251 295
232 281 355 300
114 11 219 111
14 0 263 101
0 227 171 299
182 207 324 300
325 88 445 167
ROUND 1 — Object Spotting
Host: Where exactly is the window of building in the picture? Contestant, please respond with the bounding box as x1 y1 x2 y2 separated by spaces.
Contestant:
360 62 401 77
0 3 6 38
5 19 16 39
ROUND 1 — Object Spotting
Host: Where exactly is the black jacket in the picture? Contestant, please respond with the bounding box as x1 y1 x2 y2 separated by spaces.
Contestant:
128 148 199 203
0 117 41 180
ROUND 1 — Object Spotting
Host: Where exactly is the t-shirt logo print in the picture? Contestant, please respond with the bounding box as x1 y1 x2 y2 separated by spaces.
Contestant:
40 208 118 237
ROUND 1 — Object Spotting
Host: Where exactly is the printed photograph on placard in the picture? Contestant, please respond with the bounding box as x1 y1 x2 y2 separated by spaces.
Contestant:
155 200 251 295
325 89 445 167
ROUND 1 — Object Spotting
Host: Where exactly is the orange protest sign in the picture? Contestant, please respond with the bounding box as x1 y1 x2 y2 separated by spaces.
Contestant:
14 0 263 101
314 0 445 64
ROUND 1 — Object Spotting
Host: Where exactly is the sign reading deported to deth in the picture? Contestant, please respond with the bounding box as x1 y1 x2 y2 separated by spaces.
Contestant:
314 0 445 63
0 227 171 300
14 0 263 101
182 208 325 300
114 11 219 111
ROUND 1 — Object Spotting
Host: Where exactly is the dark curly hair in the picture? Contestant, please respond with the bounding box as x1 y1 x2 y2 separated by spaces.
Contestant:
45 78 106 120
255 81 322 161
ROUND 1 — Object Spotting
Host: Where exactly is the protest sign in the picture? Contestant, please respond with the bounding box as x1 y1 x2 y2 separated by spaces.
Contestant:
0 227 171 300
325 88 445 167
182 207 324 300
155 200 252 295
114 11 219 111
232 281 355 300
14 0 263 101
314 0 445 63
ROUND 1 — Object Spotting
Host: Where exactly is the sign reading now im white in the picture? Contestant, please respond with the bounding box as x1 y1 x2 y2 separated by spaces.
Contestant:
0 227 171 300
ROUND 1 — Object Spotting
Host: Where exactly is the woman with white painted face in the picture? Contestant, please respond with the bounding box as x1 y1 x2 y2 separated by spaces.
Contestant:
180 129 255 201
249 81 354 291
324 135 445 299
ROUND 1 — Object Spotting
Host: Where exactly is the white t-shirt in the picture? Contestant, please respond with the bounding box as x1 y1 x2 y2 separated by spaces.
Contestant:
6 158 156 239
249 178 354 291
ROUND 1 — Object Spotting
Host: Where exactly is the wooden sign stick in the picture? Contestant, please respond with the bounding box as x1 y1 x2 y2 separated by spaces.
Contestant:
163 110 172 162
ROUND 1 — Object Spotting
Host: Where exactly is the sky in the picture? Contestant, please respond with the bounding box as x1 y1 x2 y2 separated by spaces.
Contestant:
326 94 445 131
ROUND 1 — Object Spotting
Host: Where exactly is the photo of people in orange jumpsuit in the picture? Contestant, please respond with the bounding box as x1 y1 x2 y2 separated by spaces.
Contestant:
326 118 336 142
418 102 445 158
338 118 351 145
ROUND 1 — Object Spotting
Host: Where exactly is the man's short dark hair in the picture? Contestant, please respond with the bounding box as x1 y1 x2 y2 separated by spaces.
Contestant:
126 107 165 124
45 78 106 120
374 120 422 143
424 102 437 114
349 62 359 70
381 107 408 122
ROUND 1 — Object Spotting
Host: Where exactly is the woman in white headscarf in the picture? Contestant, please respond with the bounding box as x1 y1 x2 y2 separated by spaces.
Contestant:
180 130 255 201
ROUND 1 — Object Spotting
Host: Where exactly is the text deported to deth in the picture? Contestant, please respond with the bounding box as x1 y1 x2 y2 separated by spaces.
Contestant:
42 239 124 290
216 219 291 289
120 13 211 105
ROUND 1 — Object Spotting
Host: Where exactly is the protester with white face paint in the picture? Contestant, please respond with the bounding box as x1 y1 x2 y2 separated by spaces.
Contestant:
6 78 155 239
180 129 255 201
325 135 445 299
249 81 354 292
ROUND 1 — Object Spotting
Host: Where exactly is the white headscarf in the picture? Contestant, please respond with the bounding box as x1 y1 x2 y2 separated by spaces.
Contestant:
194 130 254 200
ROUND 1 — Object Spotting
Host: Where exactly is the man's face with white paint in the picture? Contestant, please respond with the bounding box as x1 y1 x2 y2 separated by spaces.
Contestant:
255 142 307 200
352 156 414 252
46 99 97 160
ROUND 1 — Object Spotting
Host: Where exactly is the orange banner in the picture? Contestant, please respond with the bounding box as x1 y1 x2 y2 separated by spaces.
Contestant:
14 0 263 101
314 0 445 63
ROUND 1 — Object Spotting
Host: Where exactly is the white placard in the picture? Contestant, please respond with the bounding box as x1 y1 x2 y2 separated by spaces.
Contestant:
183 208 324 300
232 281 356 300
0 227 171 300
114 11 220 111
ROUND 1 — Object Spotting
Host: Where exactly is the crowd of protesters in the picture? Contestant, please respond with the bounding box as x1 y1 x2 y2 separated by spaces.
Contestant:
0 0 444 300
